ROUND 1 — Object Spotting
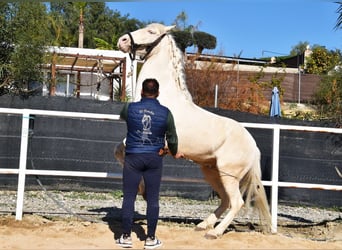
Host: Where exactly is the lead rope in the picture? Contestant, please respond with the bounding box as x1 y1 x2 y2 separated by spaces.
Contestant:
95 58 103 100
130 61 135 100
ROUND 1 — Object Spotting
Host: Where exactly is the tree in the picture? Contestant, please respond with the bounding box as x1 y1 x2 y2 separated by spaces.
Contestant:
171 30 193 53
47 7 66 47
193 31 216 54
334 1 342 30
305 46 341 74
0 2 146 96
49 2 144 49
1 2 50 96
49 2 79 47
84 2 116 48
0 2 13 95
93 37 114 50
172 11 216 53
74 2 87 48
89 4 144 50
174 11 188 30
314 67 342 125
290 41 310 56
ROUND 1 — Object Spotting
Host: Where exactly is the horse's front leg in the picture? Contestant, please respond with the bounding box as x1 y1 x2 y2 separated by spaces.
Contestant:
196 198 229 231
205 178 244 239
196 165 229 231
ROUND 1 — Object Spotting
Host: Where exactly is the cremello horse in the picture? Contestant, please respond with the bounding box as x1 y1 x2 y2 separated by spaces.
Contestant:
116 23 272 238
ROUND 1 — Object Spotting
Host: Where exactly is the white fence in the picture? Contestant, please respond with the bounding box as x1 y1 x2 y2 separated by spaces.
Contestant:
0 107 341 233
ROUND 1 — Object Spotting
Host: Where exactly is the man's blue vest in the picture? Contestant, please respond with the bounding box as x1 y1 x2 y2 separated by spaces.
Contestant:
125 98 169 154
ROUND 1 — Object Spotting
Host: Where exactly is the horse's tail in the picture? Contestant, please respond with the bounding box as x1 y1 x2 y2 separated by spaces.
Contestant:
240 149 272 233
113 141 125 166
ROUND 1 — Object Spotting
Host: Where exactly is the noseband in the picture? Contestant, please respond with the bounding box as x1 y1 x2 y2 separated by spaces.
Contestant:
126 32 166 61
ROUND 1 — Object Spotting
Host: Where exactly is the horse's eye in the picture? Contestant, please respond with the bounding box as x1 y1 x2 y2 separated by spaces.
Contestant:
148 29 156 35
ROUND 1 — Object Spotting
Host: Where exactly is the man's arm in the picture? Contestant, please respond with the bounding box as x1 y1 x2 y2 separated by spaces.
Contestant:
120 103 129 121
165 111 178 156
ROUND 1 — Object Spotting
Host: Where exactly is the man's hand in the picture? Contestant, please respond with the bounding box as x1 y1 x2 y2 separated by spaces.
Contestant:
173 152 184 159
159 148 184 159
158 148 169 156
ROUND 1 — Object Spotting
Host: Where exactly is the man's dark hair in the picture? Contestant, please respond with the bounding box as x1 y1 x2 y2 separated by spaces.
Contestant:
142 78 159 97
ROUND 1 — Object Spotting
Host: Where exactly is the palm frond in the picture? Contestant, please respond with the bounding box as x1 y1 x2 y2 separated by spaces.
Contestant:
334 2 342 30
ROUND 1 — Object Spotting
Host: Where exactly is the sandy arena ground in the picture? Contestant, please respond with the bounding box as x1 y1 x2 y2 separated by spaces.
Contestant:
0 214 341 249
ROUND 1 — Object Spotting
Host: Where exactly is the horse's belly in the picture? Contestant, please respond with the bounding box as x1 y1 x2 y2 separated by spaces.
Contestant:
177 131 219 159
175 116 256 164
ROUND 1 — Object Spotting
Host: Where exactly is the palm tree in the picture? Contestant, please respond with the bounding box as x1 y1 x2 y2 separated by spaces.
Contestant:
335 2 342 30
75 2 87 48
174 11 188 30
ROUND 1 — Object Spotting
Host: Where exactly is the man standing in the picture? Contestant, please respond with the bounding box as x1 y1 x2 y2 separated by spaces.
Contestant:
116 78 183 249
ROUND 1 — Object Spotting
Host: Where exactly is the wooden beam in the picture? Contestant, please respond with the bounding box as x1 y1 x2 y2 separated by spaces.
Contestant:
71 54 79 71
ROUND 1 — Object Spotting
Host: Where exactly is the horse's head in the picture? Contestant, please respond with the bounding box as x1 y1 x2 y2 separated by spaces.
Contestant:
117 23 175 60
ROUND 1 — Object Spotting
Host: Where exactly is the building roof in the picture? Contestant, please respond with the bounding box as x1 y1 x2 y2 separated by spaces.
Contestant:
45 47 129 74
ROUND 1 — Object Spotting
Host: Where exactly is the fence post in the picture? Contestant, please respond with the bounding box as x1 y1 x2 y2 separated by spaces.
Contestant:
214 84 218 108
15 110 30 220
271 126 280 233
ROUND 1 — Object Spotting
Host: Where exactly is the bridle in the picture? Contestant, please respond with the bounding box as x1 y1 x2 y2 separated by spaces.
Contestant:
126 32 166 61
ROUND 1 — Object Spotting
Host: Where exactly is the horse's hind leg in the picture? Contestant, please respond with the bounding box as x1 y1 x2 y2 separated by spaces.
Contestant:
206 177 244 239
196 165 230 231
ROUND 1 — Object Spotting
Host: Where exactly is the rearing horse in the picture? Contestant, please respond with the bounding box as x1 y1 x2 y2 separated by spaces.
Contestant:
116 23 272 238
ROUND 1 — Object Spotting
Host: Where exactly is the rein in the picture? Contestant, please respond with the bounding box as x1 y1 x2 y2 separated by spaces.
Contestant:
126 32 166 61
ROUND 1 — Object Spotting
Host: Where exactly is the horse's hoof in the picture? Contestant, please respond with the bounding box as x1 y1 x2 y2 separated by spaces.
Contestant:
195 226 206 231
195 221 208 231
205 230 218 240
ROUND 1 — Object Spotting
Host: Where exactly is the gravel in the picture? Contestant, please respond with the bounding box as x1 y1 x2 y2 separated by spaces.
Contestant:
0 190 341 226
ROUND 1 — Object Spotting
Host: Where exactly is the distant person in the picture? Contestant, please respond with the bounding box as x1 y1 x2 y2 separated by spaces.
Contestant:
116 78 183 249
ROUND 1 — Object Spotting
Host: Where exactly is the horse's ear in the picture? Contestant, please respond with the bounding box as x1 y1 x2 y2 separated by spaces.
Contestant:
165 25 176 32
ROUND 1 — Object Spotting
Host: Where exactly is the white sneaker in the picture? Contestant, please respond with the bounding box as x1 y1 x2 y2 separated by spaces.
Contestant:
116 234 132 248
144 236 162 249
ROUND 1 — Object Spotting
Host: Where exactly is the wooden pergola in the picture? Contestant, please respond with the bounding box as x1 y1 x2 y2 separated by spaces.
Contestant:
44 47 130 101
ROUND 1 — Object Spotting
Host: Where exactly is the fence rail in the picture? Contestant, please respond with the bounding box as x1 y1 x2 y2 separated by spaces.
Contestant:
0 107 341 233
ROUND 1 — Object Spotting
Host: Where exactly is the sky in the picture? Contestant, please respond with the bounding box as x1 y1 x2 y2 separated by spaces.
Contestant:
107 0 342 59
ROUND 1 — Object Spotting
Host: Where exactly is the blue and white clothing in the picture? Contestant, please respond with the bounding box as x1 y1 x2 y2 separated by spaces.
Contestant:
119 97 179 238
120 97 178 155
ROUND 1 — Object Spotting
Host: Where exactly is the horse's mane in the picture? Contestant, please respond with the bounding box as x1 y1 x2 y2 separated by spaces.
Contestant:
165 33 193 102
